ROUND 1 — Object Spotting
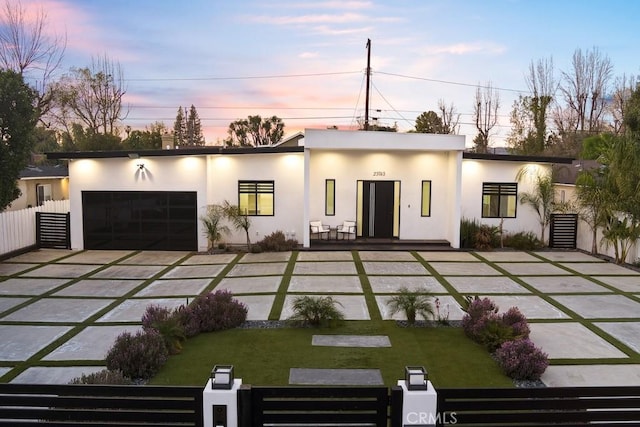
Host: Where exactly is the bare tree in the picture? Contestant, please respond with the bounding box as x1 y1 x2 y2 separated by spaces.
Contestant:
609 73 638 135
0 0 65 117
525 57 556 152
473 82 500 153
438 99 460 134
52 55 128 135
559 47 613 133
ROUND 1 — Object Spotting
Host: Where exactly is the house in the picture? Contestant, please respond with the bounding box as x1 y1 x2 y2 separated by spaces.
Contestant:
47 129 572 251
6 164 69 211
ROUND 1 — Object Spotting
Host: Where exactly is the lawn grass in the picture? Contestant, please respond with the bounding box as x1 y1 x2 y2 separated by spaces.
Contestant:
150 320 513 388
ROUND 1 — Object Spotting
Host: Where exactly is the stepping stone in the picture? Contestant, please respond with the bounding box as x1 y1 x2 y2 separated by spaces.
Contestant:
289 368 383 385
11 366 105 384
312 335 391 348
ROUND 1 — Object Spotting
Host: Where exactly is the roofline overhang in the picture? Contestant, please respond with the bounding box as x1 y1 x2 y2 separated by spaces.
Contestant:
463 152 574 164
46 146 305 160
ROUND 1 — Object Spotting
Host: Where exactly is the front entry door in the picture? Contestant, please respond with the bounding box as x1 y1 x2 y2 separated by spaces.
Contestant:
362 181 395 238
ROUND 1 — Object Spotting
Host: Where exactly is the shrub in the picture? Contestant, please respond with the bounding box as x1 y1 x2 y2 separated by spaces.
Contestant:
105 330 168 380
478 318 519 352
461 297 499 342
141 304 186 354
289 295 345 327
173 304 201 338
69 369 132 385
460 217 481 249
474 224 500 250
256 230 299 252
495 339 549 380
386 287 434 325
187 290 248 333
501 306 530 339
504 231 543 250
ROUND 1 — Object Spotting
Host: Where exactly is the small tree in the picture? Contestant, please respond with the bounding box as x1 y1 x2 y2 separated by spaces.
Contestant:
221 200 251 251
200 204 230 250
386 287 434 325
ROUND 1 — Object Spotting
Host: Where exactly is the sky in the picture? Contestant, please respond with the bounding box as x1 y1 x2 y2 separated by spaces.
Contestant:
18 0 640 146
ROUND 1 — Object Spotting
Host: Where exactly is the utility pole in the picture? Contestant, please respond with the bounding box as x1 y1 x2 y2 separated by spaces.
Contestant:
364 38 371 131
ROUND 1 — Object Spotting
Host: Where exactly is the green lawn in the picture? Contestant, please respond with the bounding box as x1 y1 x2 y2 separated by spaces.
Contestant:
150 320 513 388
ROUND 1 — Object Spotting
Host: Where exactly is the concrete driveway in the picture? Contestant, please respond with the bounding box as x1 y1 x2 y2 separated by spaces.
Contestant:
1 249 639 386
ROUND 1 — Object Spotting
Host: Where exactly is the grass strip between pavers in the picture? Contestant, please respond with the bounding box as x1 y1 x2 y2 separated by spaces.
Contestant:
351 250 382 321
268 251 297 320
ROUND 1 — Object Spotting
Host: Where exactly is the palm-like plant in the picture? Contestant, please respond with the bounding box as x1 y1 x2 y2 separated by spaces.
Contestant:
200 204 230 251
221 200 252 251
386 287 435 325
516 167 556 245
288 295 345 327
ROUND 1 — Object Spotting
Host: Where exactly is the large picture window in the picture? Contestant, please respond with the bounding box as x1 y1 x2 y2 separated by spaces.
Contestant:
482 182 517 218
238 181 274 216
421 180 431 217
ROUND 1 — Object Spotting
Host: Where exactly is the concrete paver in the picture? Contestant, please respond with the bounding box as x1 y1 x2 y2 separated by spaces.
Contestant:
181 254 237 264
57 250 133 264
11 366 105 384
120 251 189 265
215 276 282 294
478 295 570 319
43 325 141 361
535 251 604 262
417 251 478 262
594 276 640 292
368 276 447 293
312 335 391 347
91 265 165 279
160 265 225 279
97 298 185 323
521 276 612 293
0 278 70 295
0 325 73 361
233 295 276 320
289 368 383 385
594 322 640 354
228 262 288 276
22 263 102 278
359 251 417 261
552 294 640 318
429 262 501 276
496 262 571 275
0 263 39 275
476 252 542 262
239 252 292 263
297 251 353 261
288 276 362 293
135 278 210 297
363 261 429 275
53 279 143 297
561 262 640 275
529 323 628 359
542 364 640 387
3 298 114 322
5 249 70 263
0 297 29 313
446 276 530 294
293 261 357 275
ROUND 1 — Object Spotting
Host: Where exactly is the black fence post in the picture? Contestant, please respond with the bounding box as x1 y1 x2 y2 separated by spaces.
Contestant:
389 385 403 427
65 212 71 249
238 384 252 427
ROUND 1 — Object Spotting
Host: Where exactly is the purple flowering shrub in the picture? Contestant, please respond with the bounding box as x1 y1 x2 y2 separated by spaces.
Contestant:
501 306 530 339
184 290 248 334
495 339 549 380
141 304 186 354
462 297 499 342
105 330 168 380
463 297 531 351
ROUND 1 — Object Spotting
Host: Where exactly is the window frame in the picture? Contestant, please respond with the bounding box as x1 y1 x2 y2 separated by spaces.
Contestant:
481 182 518 218
325 179 335 216
420 180 432 217
238 180 275 216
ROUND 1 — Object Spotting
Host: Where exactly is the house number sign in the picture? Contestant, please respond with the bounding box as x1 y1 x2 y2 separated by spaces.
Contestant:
373 171 386 176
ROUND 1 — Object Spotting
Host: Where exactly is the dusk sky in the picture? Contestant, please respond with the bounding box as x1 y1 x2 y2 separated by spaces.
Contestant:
21 0 640 146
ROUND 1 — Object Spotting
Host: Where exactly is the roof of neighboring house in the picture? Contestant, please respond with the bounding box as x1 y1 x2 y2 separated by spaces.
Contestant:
463 152 574 164
272 132 304 147
19 164 69 179
553 159 601 184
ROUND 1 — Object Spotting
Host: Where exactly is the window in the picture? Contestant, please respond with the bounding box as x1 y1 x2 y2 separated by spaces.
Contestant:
238 181 274 216
421 180 431 217
36 184 52 206
325 179 335 216
482 183 517 218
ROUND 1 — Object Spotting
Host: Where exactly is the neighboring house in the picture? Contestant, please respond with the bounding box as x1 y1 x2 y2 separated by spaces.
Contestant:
47 129 571 252
7 164 69 211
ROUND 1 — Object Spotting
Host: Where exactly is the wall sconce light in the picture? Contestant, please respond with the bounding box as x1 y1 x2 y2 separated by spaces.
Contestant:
128 153 140 159
137 163 145 170
405 366 428 390
211 365 234 389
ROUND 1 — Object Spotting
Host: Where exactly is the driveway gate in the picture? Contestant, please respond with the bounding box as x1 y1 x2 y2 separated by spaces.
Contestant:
549 213 578 249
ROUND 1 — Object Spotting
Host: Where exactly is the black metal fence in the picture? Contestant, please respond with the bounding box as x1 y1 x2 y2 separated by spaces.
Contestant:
36 212 70 249
549 213 578 249
0 383 203 427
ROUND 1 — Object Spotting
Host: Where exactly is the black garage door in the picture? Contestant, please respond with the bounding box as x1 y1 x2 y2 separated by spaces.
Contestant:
82 191 197 251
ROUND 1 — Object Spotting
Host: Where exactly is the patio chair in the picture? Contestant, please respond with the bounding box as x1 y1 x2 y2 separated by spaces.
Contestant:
336 220 356 240
309 220 330 240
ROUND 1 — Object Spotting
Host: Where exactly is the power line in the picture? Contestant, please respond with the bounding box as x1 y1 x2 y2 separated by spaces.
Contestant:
374 71 527 94
125 71 362 82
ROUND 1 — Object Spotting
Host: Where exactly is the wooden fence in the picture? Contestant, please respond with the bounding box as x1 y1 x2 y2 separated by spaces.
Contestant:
0 199 69 257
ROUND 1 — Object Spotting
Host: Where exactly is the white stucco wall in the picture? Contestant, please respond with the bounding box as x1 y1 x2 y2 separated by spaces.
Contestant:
68 156 208 250
461 159 552 240
207 152 305 246
307 149 459 244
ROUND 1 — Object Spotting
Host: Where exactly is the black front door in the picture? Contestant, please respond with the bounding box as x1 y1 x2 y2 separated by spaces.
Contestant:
362 181 394 238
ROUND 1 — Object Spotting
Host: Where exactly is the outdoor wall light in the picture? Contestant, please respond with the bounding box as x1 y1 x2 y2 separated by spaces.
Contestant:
128 153 140 159
136 163 145 170
405 366 428 390
211 365 234 389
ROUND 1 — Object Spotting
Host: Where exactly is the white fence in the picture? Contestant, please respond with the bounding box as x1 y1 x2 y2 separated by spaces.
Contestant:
0 199 70 257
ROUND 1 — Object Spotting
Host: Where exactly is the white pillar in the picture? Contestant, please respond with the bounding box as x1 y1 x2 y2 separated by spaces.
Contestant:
398 379 438 426
202 378 242 427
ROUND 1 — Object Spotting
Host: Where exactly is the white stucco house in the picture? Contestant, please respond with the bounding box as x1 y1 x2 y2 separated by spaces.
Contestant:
47 129 572 252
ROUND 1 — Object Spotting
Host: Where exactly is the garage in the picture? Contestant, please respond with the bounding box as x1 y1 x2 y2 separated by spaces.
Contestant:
82 191 197 251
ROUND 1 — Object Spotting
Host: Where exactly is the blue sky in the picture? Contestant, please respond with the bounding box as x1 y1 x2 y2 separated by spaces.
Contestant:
23 0 640 145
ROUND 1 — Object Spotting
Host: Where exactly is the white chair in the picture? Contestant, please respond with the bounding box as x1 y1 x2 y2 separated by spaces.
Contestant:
309 220 330 240
336 220 356 240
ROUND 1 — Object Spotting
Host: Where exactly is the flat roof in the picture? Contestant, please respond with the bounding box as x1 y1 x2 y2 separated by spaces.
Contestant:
463 152 574 164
